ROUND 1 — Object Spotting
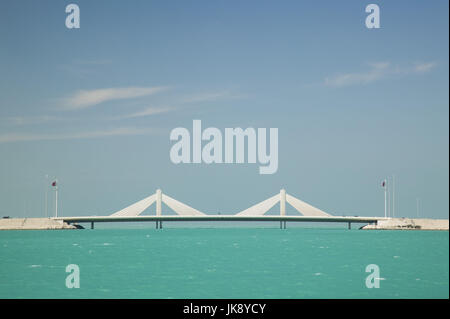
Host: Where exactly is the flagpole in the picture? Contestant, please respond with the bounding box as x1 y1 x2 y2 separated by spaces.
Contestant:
384 179 387 218
55 180 58 218
387 178 390 218
56 186 58 218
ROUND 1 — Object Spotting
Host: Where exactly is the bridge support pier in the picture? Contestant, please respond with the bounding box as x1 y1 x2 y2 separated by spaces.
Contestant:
280 221 287 229
348 222 351 230
91 222 94 230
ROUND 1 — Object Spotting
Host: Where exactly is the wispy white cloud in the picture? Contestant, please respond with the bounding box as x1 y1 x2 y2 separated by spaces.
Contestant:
413 62 437 73
117 106 175 119
114 90 245 120
325 61 437 87
63 86 169 110
6 115 60 126
325 62 391 87
0 127 155 144
181 91 245 104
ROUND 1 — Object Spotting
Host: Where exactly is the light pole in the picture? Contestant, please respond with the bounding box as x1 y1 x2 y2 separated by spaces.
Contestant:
45 174 49 218
416 198 420 218
392 175 395 218
52 179 58 217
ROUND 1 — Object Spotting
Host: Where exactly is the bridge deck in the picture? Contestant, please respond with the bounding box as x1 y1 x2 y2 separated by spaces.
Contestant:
55 215 382 224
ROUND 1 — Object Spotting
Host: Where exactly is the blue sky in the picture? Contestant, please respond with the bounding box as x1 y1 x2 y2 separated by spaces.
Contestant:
0 0 448 219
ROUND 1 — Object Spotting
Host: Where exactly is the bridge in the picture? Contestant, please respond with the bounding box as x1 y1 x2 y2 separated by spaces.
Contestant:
55 189 383 229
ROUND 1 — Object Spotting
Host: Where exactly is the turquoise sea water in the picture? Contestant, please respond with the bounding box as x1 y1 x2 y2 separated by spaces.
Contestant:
0 227 448 298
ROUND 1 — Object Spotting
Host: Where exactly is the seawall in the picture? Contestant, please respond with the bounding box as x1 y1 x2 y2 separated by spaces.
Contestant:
361 218 449 230
0 218 77 230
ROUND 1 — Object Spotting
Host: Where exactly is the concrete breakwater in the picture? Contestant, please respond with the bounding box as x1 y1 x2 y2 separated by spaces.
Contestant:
0 218 77 230
361 218 449 230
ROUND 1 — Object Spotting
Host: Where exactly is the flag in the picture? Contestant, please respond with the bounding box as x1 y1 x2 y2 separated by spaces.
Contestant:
382 180 386 187
52 181 57 187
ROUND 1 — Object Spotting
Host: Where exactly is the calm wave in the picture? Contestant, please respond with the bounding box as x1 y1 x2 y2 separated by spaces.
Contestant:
0 228 448 298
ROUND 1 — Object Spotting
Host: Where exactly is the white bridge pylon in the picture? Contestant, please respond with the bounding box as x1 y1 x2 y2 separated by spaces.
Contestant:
110 189 206 217
236 189 331 217
110 188 331 217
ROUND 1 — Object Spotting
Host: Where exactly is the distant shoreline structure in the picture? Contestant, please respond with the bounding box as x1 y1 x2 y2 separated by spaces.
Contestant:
361 217 449 230
0 217 77 230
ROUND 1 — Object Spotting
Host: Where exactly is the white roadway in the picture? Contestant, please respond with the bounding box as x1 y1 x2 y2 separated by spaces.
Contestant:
54 215 383 224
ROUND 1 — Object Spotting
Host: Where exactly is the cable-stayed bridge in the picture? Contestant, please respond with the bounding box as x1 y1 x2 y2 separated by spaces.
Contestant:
56 189 383 229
